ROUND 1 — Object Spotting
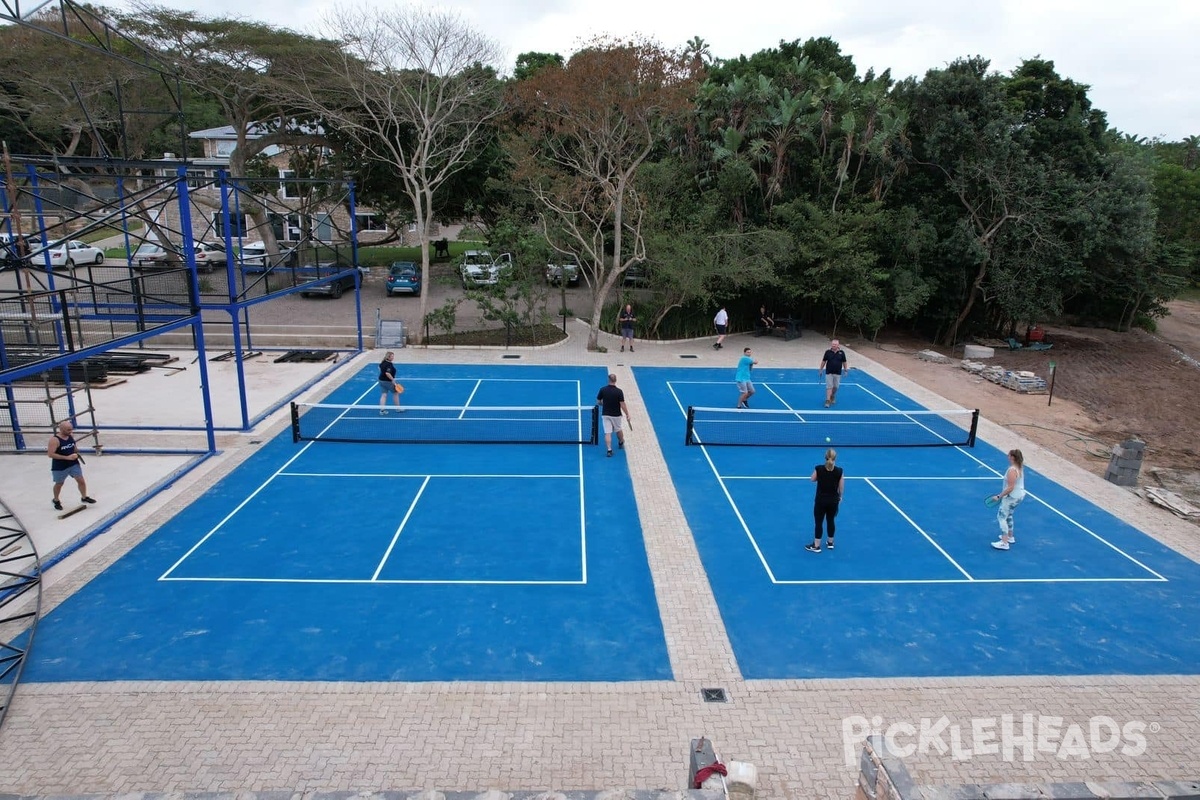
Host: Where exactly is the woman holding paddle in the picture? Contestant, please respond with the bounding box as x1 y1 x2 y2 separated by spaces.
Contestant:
991 449 1027 551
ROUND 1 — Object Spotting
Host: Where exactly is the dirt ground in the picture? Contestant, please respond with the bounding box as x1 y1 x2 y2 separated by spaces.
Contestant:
853 299 1200 501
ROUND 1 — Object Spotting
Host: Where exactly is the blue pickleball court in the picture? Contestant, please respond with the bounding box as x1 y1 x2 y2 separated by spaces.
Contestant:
24 364 671 682
636 365 1200 679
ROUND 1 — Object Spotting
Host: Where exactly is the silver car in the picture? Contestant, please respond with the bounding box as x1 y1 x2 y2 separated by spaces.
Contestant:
459 250 513 288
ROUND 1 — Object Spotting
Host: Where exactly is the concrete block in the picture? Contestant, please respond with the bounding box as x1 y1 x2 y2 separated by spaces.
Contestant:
1042 784 1101 798
1086 782 1167 799
1154 781 1200 799
979 785 1045 798
725 761 756 800
919 787 988 799
963 345 995 359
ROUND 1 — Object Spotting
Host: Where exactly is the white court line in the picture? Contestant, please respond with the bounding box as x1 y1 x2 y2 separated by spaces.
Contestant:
577 380 588 584
372 476 430 581
760 383 807 422
864 477 973 580
721 475 995 481
458 379 483 419
159 382 379 580
666 380 777 582
855 383 1166 581
279 472 580 479
378 377 584 383
772 576 1168 585
159 576 586 585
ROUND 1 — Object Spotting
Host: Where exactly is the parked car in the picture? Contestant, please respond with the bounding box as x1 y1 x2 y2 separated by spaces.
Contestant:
240 241 300 272
386 261 421 296
191 241 230 273
132 242 175 268
46 239 105 269
1 234 29 270
545 255 581 286
298 264 369 299
622 263 651 287
459 250 513 288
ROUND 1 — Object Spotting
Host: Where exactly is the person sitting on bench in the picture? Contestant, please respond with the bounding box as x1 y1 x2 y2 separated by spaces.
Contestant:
756 305 775 335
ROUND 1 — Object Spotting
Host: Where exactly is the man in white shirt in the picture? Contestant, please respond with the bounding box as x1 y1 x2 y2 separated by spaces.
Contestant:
713 306 729 350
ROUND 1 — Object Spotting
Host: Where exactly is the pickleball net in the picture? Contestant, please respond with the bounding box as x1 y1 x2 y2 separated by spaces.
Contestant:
291 402 600 445
685 406 979 447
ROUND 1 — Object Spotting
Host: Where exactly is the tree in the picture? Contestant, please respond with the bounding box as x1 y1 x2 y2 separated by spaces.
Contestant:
293 6 504 343
513 52 563 82
509 37 702 350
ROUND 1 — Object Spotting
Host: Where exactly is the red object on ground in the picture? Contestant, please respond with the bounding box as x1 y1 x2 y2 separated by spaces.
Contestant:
694 761 728 788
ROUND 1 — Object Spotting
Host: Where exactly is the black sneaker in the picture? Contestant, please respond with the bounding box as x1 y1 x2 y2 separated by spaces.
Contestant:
804 543 821 553
607 449 613 457
827 541 835 550
620 346 625 352
53 499 63 511
618 440 624 449
81 496 96 504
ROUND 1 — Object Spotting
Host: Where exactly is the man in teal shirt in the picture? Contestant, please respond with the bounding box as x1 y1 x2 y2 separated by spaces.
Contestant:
736 347 758 409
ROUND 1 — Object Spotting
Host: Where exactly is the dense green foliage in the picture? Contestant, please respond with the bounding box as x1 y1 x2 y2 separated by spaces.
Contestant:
2 13 1196 341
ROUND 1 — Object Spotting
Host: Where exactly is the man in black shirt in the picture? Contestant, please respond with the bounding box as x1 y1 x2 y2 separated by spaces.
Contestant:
596 373 631 457
819 338 850 408
48 420 96 510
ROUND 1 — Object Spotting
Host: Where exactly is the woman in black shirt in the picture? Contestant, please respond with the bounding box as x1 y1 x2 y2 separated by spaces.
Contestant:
378 351 403 413
806 448 844 552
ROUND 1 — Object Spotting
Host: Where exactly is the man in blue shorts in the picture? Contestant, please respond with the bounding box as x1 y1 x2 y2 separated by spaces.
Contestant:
48 420 95 511
819 338 850 407
736 346 758 409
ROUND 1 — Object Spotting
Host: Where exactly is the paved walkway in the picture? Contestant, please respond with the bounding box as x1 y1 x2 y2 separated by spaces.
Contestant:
2 322 1198 797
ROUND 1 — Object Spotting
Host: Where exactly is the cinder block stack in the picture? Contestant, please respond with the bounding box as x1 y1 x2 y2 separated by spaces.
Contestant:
1104 438 1145 486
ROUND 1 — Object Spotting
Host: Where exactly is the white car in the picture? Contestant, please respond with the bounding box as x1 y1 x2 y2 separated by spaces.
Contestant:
459 250 513 288
47 240 105 269
240 241 300 272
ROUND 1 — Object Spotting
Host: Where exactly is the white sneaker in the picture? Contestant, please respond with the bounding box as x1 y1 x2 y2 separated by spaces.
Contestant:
991 540 1010 551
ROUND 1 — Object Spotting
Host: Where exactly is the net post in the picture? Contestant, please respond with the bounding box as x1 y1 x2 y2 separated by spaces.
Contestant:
589 405 599 445
967 409 979 447
685 406 696 445
290 402 301 443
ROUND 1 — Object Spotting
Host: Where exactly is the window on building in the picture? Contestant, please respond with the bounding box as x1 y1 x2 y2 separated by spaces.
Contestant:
355 214 387 233
214 140 237 158
211 212 249 239
279 169 300 200
313 213 333 242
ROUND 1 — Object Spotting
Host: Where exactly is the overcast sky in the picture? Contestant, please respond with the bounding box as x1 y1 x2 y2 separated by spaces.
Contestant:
146 0 1198 141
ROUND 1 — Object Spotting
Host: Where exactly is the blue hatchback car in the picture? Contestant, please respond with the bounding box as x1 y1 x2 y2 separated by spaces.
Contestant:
386 261 421 296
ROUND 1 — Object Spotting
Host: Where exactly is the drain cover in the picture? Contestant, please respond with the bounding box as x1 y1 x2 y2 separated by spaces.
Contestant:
701 688 728 703
680 354 699 359
501 354 521 359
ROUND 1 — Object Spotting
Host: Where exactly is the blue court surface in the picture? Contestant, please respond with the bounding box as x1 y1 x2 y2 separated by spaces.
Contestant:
25 364 671 682
636 365 1200 679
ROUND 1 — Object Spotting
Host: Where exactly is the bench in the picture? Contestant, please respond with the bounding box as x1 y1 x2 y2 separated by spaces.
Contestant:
432 238 450 260
754 317 802 341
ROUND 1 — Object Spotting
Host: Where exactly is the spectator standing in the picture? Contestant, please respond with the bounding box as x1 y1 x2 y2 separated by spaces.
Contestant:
619 304 637 352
